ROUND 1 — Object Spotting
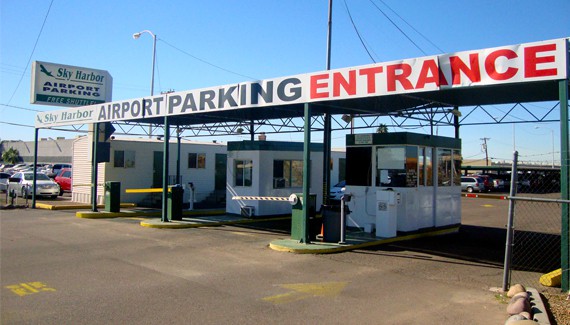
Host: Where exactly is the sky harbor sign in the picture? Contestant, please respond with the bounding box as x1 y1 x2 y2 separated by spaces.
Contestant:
35 38 568 128
31 61 112 108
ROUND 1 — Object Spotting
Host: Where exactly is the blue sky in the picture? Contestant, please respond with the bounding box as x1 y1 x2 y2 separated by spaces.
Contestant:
1 0 568 165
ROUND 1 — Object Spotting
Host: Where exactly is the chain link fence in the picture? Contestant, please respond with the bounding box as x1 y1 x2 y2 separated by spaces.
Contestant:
508 198 564 293
504 160 568 294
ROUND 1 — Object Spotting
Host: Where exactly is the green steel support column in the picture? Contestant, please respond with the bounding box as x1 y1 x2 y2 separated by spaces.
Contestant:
162 116 170 222
453 106 460 139
323 114 331 205
176 128 181 184
32 128 39 209
301 103 312 243
560 77 569 292
91 123 99 212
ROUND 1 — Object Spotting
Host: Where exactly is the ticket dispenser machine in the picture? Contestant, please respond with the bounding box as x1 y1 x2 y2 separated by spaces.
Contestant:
345 132 462 236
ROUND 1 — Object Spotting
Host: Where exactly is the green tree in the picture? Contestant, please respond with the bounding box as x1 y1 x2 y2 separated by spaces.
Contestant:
2 147 20 164
376 123 388 134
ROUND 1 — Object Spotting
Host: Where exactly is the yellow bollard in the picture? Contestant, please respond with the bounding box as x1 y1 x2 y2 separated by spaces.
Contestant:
539 268 562 287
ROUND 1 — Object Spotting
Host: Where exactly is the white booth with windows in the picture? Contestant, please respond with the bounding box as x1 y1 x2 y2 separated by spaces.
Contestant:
344 132 462 237
226 140 345 217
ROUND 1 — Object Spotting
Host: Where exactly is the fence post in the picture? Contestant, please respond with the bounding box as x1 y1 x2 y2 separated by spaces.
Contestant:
502 151 519 292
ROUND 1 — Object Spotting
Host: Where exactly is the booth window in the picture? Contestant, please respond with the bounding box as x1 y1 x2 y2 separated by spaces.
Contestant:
114 150 135 168
188 153 206 169
437 148 452 186
235 159 252 187
273 160 304 188
375 146 418 187
419 147 433 186
452 149 462 186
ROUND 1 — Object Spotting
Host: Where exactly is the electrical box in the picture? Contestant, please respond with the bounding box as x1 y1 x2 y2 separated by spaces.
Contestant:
376 190 398 238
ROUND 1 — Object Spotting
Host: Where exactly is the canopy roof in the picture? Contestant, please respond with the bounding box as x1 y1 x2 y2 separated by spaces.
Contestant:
35 38 569 129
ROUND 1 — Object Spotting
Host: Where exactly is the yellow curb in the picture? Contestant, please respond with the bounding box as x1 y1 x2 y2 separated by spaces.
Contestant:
269 226 460 254
539 268 562 287
36 203 137 210
140 216 290 229
76 208 226 219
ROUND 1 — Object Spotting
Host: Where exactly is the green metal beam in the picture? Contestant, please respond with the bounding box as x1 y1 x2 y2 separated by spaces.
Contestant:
32 128 39 209
162 116 170 222
91 123 99 212
301 103 311 244
560 77 569 292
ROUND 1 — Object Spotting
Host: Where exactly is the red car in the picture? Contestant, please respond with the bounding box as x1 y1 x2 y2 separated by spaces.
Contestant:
54 168 72 196
475 174 495 192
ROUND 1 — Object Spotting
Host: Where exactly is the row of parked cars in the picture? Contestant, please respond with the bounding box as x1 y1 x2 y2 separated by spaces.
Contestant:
0 163 72 199
460 174 505 193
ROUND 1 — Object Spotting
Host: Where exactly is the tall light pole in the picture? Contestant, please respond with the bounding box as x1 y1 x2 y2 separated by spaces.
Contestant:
133 30 157 137
535 126 555 168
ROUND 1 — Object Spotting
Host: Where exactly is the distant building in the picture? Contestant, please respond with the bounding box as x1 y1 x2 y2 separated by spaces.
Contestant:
0 138 73 164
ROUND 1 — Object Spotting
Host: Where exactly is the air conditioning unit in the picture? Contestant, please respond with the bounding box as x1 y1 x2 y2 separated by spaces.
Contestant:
241 206 255 218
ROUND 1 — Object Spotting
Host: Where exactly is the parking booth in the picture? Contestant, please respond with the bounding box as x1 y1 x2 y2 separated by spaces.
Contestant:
344 132 462 238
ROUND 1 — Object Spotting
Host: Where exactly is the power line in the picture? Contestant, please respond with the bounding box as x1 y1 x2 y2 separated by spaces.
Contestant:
367 0 427 55
158 38 258 81
7 0 55 104
343 0 376 62
0 103 41 112
374 0 445 53
0 121 35 128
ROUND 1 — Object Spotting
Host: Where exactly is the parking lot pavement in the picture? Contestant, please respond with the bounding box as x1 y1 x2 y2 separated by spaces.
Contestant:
0 206 507 324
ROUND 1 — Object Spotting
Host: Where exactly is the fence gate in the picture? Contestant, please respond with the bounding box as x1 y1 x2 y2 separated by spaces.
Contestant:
503 155 569 294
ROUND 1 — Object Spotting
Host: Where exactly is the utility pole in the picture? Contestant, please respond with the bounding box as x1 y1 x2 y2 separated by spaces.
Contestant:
480 137 490 166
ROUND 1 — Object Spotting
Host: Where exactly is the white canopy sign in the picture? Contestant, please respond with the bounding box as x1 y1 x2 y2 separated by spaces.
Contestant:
36 38 568 128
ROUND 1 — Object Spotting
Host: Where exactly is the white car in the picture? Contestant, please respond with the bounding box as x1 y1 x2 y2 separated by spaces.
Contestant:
0 172 10 192
8 171 60 199
329 180 346 201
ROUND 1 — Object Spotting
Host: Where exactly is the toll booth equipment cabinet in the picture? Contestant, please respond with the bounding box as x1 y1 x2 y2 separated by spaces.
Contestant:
168 185 184 221
290 193 318 242
344 132 462 236
322 204 345 242
104 181 120 213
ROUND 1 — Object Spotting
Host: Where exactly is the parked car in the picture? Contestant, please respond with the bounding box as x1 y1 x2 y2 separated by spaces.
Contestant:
329 180 346 200
0 164 14 172
0 172 11 192
47 163 72 178
474 175 494 192
8 171 60 199
460 176 485 193
54 168 72 195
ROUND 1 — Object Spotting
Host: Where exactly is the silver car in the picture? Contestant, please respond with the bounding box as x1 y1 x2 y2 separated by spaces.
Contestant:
0 172 11 192
460 176 485 193
8 172 60 199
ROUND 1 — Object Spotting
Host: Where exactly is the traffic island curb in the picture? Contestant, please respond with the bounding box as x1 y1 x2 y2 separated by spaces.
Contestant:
269 226 460 254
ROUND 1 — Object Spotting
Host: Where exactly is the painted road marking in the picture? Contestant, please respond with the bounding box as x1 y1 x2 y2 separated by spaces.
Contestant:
262 281 348 305
5 282 56 297
482 204 494 208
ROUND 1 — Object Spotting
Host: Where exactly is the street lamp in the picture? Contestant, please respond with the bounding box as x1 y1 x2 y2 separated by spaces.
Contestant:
133 30 157 137
535 126 555 168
